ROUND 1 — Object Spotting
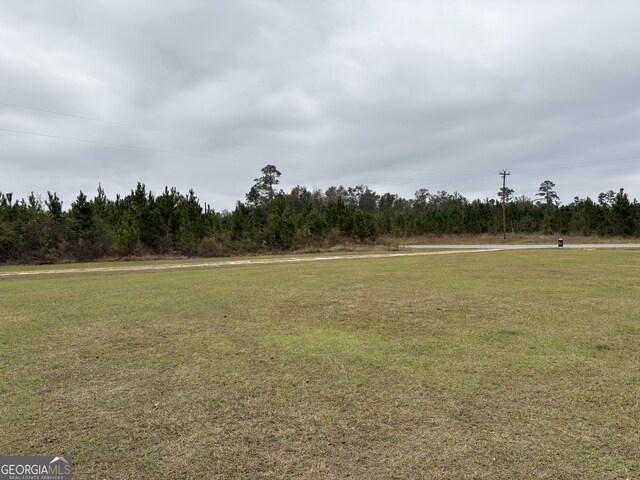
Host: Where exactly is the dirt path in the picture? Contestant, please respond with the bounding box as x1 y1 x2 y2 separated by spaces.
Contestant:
0 248 500 278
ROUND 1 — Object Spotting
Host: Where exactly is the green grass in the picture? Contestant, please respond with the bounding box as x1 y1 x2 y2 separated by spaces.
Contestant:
1 251 639 478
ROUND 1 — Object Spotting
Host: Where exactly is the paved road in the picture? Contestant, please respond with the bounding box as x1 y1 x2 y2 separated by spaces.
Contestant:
403 243 640 250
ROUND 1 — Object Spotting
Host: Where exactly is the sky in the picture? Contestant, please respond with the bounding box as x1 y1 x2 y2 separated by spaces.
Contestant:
2 0 640 211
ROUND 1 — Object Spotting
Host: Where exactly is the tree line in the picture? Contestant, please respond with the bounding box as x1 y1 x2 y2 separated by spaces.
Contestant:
1 165 638 263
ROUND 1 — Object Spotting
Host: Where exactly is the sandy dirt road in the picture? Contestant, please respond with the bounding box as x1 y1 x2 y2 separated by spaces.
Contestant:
0 248 500 278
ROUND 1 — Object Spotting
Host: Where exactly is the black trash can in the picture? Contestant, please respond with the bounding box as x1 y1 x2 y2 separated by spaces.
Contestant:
558 238 564 248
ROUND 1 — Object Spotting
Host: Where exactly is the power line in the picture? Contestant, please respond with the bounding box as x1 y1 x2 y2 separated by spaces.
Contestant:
12 101 636 193
514 154 640 173
0 126 477 188
0 126 261 165
0 100 494 179
4 101 640 181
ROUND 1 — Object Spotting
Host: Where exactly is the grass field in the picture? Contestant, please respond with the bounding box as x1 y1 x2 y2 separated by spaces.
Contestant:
1 250 639 478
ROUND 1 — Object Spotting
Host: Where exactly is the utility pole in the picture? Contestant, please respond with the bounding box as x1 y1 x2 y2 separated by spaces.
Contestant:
499 169 510 240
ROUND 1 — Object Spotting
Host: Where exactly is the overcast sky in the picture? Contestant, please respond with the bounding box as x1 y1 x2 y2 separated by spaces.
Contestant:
2 0 640 211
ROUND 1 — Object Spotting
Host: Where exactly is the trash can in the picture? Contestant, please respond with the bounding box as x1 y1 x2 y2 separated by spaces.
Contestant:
558 238 564 248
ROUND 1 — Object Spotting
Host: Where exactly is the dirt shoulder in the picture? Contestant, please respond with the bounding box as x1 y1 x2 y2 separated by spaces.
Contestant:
0 248 500 277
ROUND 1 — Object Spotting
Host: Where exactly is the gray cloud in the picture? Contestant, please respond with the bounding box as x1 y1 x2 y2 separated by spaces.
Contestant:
2 0 640 210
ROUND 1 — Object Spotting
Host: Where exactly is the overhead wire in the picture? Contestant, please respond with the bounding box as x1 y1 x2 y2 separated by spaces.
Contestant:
4 101 636 195
0 100 495 179
0 126 489 188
